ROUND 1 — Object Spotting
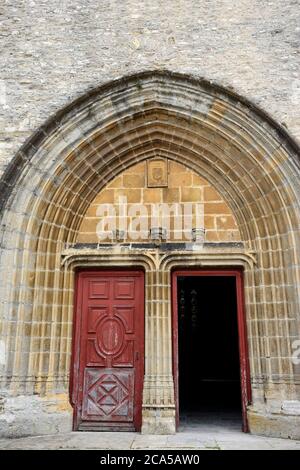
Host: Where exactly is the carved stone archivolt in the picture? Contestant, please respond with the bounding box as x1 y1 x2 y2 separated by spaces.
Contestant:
0 71 299 437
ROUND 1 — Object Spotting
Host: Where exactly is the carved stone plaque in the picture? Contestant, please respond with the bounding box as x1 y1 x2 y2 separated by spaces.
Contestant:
147 159 168 187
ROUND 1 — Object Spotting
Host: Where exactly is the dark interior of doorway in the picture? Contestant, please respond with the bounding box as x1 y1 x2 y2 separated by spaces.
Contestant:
177 275 242 424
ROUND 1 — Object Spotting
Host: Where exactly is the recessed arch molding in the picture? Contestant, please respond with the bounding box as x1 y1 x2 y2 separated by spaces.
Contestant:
0 70 299 438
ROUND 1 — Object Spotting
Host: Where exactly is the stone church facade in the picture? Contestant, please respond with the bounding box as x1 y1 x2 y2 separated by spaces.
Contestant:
0 2 299 439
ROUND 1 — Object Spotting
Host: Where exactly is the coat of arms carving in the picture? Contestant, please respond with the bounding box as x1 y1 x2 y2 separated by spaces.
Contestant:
147 159 168 187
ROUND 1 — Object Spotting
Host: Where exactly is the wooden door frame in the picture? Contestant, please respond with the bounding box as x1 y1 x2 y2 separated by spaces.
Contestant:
171 268 251 432
70 269 145 431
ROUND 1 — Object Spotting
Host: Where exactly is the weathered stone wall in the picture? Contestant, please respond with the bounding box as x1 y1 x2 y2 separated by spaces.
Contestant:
0 1 300 439
1 0 299 176
0 70 299 437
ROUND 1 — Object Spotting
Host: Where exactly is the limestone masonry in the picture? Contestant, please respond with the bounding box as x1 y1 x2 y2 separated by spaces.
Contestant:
0 1 300 439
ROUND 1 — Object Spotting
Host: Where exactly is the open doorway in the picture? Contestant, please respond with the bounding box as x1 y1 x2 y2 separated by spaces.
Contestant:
172 270 251 432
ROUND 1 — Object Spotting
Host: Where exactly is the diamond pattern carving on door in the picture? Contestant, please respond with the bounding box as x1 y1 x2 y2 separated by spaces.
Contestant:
73 271 144 431
82 369 133 421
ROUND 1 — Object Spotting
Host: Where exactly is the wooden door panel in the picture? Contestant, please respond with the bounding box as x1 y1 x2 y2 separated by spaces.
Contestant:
112 341 134 367
86 340 106 366
87 307 108 333
89 280 110 298
72 271 144 431
114 279 135 299
82 369 134 422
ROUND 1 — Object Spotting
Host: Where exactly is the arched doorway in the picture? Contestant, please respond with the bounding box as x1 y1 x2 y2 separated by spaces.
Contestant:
0 71 299 438
172 269 251 432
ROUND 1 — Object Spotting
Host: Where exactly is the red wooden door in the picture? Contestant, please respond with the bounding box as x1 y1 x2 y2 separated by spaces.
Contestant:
71 271 144 431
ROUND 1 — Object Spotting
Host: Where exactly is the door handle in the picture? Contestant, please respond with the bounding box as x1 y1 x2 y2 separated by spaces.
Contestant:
135 351 139 361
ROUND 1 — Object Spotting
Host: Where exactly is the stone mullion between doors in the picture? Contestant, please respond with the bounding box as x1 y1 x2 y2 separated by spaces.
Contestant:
141 268 176 434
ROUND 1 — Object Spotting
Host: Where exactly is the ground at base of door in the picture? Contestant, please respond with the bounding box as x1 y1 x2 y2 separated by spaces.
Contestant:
1 425 300 450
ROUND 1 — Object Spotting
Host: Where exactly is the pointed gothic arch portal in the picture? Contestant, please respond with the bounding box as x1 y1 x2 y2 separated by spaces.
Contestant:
0 71 300 437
